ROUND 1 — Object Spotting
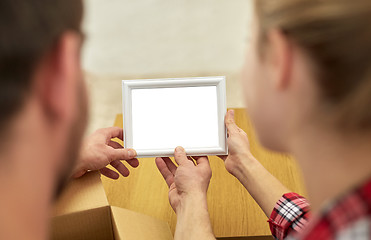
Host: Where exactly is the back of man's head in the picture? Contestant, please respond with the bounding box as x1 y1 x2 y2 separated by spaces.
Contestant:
0 1 87 239
0 0 83 132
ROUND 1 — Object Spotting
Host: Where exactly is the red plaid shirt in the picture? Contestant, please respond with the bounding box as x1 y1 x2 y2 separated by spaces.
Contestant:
268 178 371 239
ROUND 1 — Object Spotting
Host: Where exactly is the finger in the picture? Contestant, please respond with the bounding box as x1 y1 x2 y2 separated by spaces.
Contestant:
162 157 177 174
174 146 191 166
155 157 175 188
192 156 210 166
188 156 196 166
217 155 228 161
108 148 137 161
108 140 123 149
100 167 119 180
125 158 139 168
225 110 241 135
110 160 130 177
100 127 124 141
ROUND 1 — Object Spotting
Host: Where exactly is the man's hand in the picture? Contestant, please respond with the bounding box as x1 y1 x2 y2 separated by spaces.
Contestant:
155 146 212 213
156 147 215 240
218 110 254 178
72 127 139 179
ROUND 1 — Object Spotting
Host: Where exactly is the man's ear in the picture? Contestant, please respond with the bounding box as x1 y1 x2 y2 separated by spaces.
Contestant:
35 32 81 123
265 29 293 90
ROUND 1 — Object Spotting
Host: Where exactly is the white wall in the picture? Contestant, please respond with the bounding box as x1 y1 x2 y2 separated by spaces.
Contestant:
82 0 254 133
82 0 253 76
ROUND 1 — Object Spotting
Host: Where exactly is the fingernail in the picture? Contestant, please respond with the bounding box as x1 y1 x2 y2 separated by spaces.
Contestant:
175 146 184 153
128 149 136 158
230 109 235 116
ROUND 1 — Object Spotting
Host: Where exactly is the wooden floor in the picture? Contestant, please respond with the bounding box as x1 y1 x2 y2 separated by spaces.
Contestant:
101 108 306 238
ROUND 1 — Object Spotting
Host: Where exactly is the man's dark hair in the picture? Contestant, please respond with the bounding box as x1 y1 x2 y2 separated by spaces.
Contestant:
0 0 83 129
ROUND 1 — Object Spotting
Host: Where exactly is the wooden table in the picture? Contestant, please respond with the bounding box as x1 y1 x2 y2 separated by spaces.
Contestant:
101 108 306 238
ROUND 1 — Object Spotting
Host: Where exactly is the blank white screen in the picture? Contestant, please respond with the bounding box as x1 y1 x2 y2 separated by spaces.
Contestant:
131 86 219 150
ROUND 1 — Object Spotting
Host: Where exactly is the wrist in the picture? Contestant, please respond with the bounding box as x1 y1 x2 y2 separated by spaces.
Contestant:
71 147 89 178
174 191 214 240
230 153 260 181
176 191 208 215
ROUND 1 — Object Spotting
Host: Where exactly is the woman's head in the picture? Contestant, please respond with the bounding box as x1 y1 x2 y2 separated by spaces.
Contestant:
243 0 371 151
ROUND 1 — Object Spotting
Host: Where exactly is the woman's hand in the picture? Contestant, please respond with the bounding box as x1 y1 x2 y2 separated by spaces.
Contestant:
220 110 290 217
72 127 139 179
219 110 255 178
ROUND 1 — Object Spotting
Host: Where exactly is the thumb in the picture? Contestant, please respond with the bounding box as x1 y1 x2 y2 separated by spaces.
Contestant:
108 148 137 162
174 146 190 166
225 110 240 135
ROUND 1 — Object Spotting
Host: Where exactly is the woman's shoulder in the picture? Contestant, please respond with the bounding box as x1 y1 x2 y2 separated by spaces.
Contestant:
297 178 371 240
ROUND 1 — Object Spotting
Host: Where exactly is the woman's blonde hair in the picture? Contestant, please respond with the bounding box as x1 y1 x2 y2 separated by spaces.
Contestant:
255 0 371 130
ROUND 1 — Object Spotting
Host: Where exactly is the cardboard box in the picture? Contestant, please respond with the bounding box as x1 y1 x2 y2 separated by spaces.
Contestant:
51 171 173 240
51 171 272 240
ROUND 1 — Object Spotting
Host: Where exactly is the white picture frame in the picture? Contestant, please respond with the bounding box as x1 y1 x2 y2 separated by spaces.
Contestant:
122 76 228 158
